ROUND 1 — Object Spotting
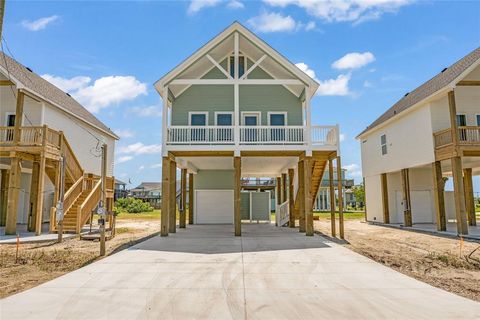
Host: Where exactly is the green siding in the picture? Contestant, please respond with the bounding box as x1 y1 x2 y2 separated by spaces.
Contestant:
251 192 270 221
194 170 234 190
241 192 250 220
171 58 302 126
239 85 302 125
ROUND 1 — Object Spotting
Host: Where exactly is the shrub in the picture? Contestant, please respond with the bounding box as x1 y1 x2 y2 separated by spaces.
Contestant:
115 197 154 213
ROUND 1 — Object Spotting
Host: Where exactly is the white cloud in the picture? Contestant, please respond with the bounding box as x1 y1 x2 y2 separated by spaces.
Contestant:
74 76 147 113
118 142 162 155
304 21 316 31
339 133 346 142
247 12 297 33
150 163 162 169
138 165 145 172
21 15 59 31
129 105 162 117
295 62 318 80
41 74 147 113
227 0 244 9
343 163 362 178
363 80 373 88
263 0 413 24
296 62 350 96
114 129 135 138
41 74 91 92
317 74 351 96
187 0 222 14
332 52 375 70
116 156 133 164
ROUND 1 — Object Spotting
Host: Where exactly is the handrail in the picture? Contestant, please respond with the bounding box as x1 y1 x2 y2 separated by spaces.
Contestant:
433 126 480 148
77 179 102 233
61 135 84 181
63 176 84 214
276 200 290 227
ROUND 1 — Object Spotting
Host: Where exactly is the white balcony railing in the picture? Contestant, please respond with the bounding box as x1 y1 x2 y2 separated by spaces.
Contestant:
166 125 338 148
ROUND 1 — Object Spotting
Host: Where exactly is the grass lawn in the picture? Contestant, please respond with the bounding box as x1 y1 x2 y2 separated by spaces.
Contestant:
116 209 161 220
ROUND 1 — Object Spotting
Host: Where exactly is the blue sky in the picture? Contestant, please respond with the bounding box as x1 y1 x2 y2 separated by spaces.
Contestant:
3 0 480 188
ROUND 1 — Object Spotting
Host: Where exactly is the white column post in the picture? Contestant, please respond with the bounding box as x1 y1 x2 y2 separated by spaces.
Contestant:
305 86 312 155
234 32 240 150
162 86 169 157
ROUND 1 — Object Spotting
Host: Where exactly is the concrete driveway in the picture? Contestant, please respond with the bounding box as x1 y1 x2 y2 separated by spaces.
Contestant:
1 224 479 319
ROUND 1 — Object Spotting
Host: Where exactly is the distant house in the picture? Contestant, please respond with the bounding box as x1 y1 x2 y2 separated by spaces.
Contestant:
313 169 354 211
114 179 128 201
130 182 162 208
0 53 118 235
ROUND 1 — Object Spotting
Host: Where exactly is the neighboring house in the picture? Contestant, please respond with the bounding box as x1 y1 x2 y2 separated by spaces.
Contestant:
313 168 354 211
357 47 480 235
130 182 162 209
114 179 128 200
156 22 342 237
0 53 118 235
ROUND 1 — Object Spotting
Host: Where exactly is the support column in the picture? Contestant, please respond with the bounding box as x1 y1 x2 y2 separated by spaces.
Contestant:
161 157 170 236
400 168 412 227
179 168 187 228
28 161 40 232
451 156 468 234
463 168 476 226
328 159 336 237
337 157 344 239
281 173 287 203
276 176 282 206
188 173 194 225
288 168 295 228
305 157 313 236
448 90 459 146
432 161 446 231
234 156 241 236
381 173 390 224
169 159 176 233
0 169 8 226
34 155 46 235
6 157 21 235
298 159 306 232
50 160 61 233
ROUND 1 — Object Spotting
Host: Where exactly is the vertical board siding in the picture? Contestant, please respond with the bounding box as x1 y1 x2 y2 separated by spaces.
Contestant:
194 170 235 189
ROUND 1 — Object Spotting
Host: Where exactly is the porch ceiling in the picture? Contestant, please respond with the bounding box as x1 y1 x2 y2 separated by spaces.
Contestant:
177 156 298 177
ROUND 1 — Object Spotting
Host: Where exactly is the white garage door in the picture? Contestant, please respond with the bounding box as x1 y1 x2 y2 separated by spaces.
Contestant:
395 190 434 224
195 190 234 224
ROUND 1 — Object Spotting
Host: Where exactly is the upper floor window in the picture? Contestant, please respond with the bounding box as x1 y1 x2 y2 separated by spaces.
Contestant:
215 112 233 126
268 113 286 126
380 134 387 155
229 56 245 78
477 114 480 126
189 112 207 126
456 114 466 126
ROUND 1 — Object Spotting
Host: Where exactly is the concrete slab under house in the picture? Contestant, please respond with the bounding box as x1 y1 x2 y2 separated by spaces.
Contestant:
155 22 345 237
358 47 480 240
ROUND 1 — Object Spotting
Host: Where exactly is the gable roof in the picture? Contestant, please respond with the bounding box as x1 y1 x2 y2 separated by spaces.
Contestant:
357 47 480 138
0 52 118 139
154 21 319 99
132 182 162 191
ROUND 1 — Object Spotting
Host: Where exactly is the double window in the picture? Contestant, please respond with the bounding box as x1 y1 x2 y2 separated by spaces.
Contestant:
380 134 387 155
229 56 245 78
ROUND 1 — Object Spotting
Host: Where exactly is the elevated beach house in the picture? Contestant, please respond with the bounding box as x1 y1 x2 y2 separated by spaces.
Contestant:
155 22 343 237
0 53 118 235
358 47 480 236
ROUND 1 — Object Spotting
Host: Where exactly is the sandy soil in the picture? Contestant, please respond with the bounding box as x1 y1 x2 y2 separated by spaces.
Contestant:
315 219 480 302
0 219 160 298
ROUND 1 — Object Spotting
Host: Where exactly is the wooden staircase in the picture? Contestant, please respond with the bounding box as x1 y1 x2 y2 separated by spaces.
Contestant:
49 134 104 234
293 157 328 218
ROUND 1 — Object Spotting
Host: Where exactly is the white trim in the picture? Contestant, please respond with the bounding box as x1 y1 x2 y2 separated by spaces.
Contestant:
241 111 261 126
227 54 247 79
169 79 303 85
267 112 288 126
162 86 169 156
241 54 266 80
214 111 234 126
206 54 232 80
188 111 209 126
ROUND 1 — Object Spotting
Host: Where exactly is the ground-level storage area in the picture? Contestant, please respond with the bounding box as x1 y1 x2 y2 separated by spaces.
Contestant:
195 190 234 224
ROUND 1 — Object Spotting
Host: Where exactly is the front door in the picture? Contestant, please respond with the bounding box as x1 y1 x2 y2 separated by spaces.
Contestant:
6 114 15 141
243 113 259 142
190 113 207 141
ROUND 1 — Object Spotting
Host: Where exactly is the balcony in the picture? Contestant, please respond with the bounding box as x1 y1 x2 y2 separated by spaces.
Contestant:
166 125 338 149
433 126 480 160
0 126 62 158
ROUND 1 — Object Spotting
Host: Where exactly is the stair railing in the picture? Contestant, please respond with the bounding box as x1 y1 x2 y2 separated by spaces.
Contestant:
77 179 102 233
276 200 290 227
60 134 84 181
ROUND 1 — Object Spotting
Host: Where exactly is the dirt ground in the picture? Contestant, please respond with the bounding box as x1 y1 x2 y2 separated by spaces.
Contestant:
0 219 160 298
315 219 480 302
